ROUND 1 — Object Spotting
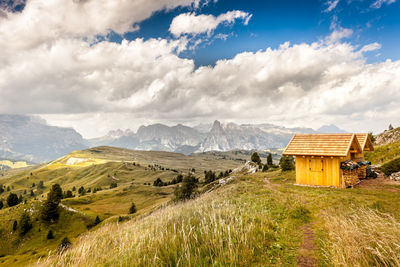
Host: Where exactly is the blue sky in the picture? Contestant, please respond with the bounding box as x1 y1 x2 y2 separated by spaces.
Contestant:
118 0 399 66
0 0 399 137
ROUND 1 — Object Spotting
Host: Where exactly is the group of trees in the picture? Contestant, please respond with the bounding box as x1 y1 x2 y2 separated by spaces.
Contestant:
153 174 184 187
174 174 199 201
204 170 232 184
251 152 295 172
41 184 63 221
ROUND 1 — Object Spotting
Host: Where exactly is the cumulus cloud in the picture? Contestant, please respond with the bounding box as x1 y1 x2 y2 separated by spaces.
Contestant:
169 10 252 37
0 0 200 51
0 0 399 137
371 0 396 8
326 27 353 44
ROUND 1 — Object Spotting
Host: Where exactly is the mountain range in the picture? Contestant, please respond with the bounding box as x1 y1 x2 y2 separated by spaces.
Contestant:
0 114 347 163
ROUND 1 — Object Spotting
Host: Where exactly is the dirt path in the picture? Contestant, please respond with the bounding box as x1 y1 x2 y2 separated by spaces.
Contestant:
297 223 317 267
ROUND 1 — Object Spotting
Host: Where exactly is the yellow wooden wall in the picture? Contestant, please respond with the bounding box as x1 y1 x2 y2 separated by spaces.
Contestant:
295 156 343 187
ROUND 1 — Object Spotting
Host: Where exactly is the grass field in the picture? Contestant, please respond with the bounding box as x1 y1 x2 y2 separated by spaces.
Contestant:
40 169 400 266
0 146 243 265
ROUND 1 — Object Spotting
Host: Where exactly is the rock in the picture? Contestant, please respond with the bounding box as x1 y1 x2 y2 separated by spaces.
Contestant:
389 171 400 181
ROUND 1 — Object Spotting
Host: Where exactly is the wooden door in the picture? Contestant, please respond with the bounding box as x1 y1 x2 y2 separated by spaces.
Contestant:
309 159 324 185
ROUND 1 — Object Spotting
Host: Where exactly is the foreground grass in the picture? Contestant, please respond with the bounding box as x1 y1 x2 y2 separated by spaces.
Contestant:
41 175 305 266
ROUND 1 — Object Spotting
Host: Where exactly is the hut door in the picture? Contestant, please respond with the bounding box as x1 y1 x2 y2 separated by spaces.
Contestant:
309 159 324 185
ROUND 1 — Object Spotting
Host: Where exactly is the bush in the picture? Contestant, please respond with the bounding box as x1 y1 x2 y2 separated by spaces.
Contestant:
204 170 216 184
7 193 19 207
110 182 117 189
129 203 136 214
262 164 269 172
59 237 71 252
381 157 400 176
280 156 295 171
47 230 54 239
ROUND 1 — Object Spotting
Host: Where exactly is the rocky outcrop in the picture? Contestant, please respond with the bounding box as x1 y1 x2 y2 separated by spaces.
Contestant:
375 127 400 146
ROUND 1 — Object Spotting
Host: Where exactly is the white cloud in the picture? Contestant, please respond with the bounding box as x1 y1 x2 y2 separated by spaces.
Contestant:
169 10 252 37
326 27 353 44
0 0 200 52
324 0 340 12
371 0 396 8
0 0 399 138
360 42 382 52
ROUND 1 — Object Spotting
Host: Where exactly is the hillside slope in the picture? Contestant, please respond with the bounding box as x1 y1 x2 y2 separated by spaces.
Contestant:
375 127 400 146
40 171 400 267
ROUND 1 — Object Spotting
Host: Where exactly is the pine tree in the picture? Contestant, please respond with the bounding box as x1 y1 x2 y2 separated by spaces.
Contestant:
19 212 32 235
18 194 23 203
30 189 34 197
0 200 3 210
267 153 273 166
12 220 17 231
94 216 101 225
129 203 136 214
41 184 63 221
47 230 54 239
251 152 261 164
7 193 19 207
389 124 394 131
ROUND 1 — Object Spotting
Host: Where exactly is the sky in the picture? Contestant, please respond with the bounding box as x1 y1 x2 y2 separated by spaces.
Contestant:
0 0 399 138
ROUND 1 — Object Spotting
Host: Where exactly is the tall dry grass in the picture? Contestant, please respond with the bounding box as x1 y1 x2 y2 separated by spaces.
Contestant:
39 182 298 266
322 208 400 266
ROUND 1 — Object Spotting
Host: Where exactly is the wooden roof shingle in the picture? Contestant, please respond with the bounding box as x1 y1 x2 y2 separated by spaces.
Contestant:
355 133 374 152
282 133 362 157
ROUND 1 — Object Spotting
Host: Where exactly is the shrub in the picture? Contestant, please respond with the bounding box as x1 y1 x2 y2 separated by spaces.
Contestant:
59 237 71 252
47 230 54 239
110 182 117 189
7 193 19 207
381 157 400 176
19 212 32 235
262 164 269 172
280 156 295 171
129 203 136 214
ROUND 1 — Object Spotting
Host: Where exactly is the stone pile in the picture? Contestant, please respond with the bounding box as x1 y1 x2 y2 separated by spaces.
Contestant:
389 172 400 181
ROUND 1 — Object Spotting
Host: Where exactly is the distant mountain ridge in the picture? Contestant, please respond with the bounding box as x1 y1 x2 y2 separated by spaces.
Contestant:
88 120 348 155
0 114 87 163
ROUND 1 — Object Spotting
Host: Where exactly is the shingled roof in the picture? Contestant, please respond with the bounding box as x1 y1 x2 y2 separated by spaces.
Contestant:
355 133 375 152
282 133 362 157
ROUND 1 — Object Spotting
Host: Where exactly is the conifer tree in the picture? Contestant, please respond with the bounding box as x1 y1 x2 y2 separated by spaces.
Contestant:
47 230 54 239
12 220 17 231
129 203 136 214
41 184 63 221
7 193 19 207
94 216 101 225
267 153 273 166
19 212 32 235
251 152 261 164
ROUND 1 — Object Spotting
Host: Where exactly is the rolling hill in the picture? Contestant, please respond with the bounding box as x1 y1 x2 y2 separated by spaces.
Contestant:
0 146 243 265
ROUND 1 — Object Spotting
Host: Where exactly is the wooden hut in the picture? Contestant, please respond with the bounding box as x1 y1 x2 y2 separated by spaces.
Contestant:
282 133 374 188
